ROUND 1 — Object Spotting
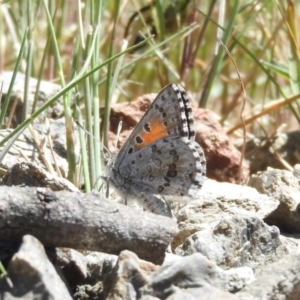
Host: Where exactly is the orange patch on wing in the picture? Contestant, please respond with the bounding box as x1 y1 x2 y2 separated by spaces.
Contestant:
134 118 168 150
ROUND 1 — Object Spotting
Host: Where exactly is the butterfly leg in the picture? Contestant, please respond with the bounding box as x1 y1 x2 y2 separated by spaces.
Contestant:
97 176 110 198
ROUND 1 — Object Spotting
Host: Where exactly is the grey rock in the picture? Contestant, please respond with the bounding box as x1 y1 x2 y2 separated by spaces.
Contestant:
2 161 78 191
53 248 88 287
0 235 72 300
69 250 118 298
218 267 255 293
162 253 254 293
102 250 247 299
74 282 104 300
293 164 300 180
103 250 158 300
238 252 300 300
172 179 279 247
280 233 300 253
85 251 118 281
141 253 236 299
140 296 160 300
175 215 288 274
165 286 240 300
0 71 62 126
249 166 300 232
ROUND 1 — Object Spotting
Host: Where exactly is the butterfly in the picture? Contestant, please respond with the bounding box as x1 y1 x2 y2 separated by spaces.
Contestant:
107 84 206 218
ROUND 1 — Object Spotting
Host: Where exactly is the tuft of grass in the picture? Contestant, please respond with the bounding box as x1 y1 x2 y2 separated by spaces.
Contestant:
0 0 300 192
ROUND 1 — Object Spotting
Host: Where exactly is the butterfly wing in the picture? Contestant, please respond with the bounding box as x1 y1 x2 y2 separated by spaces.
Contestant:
117 136 206 197
113 84 195 167
108 84 206 206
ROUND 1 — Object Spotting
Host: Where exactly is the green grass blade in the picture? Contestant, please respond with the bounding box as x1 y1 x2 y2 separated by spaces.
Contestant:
0 28 28 127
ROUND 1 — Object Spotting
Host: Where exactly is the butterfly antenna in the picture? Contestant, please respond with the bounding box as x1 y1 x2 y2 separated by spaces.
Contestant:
74 119 110 154
114 120 123 152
